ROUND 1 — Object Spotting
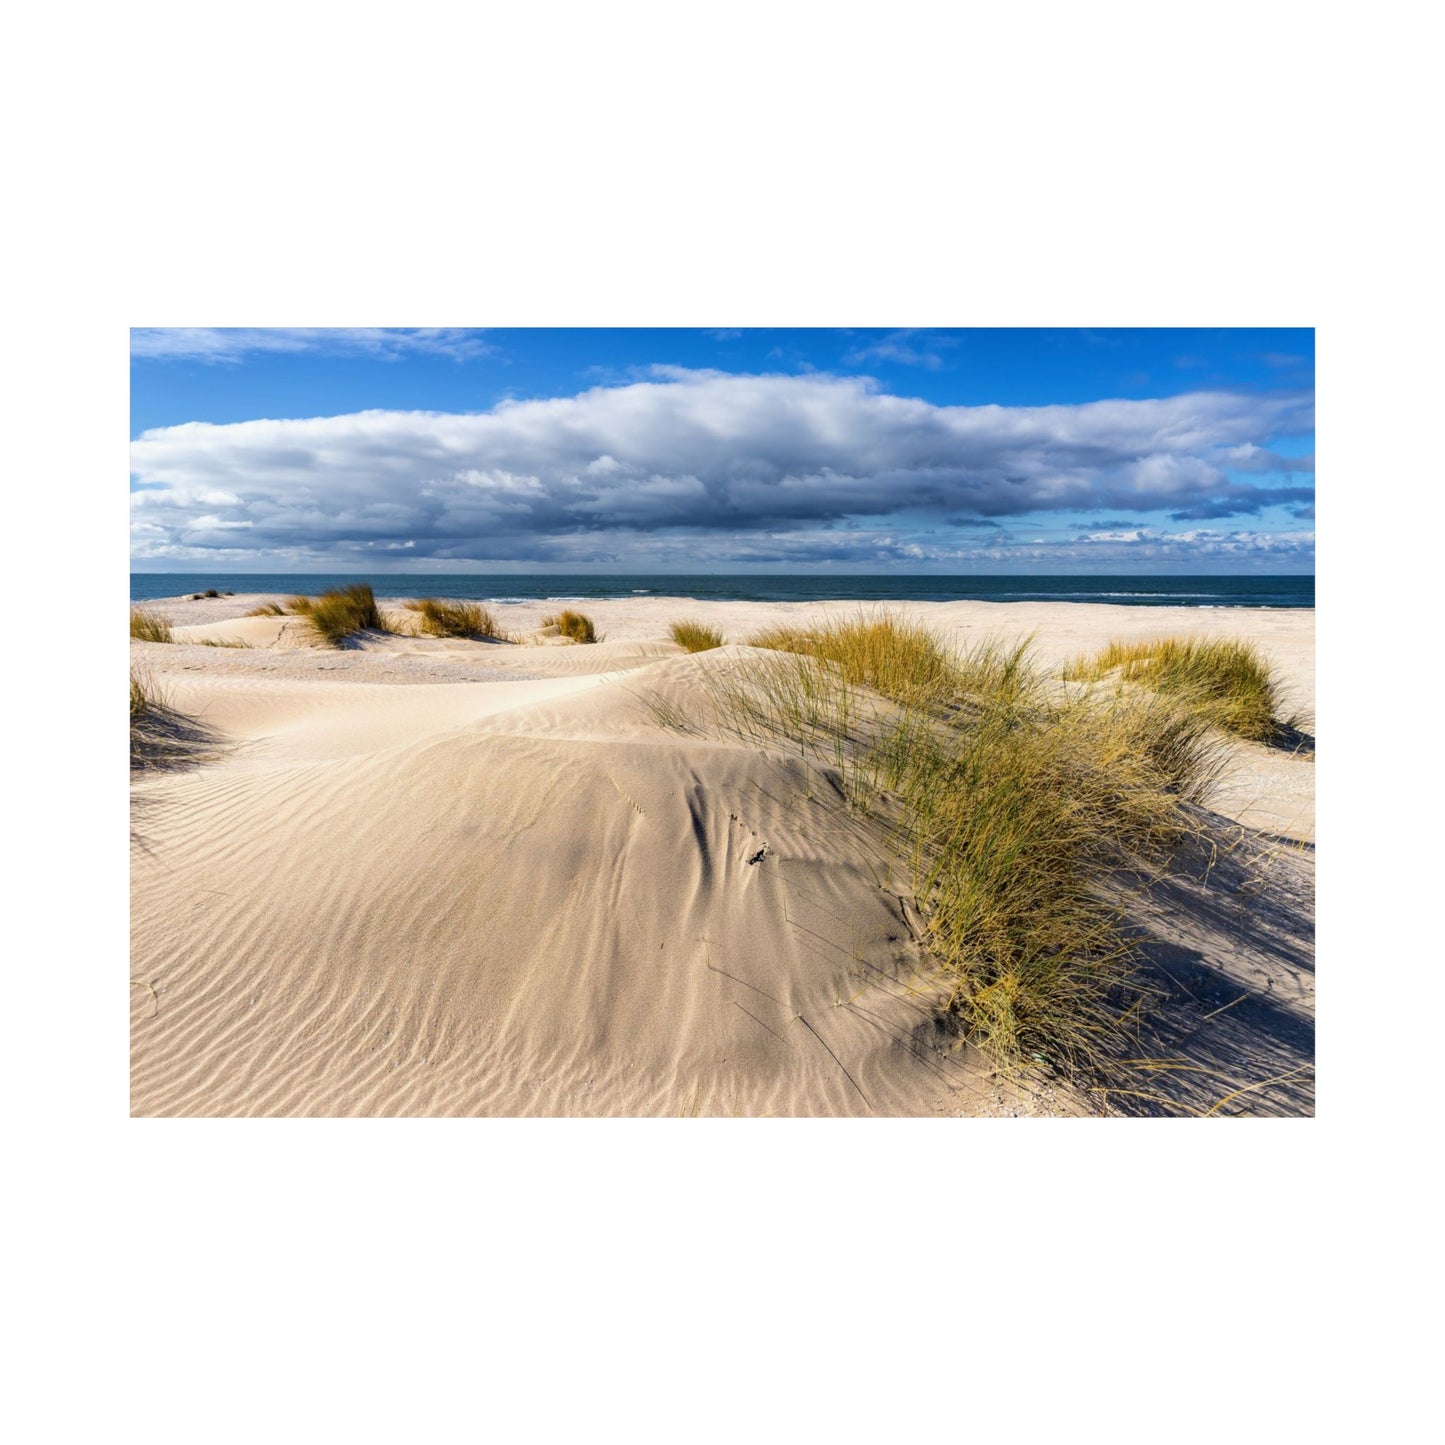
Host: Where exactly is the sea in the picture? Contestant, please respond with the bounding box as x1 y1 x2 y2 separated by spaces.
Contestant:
130 573 1314 609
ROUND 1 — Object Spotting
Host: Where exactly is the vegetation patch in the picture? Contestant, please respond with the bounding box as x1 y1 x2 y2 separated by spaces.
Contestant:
130 607 173 643
287 583 386 647
651 614 1228 1080
749 613 976 709
541 609 600 644
130 669 219 772
404 597 507 640
245 602 288 616
1063 635 1307 744
669 619 725 653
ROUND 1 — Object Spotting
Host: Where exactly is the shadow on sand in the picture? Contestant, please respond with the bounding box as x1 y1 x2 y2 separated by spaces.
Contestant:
1098 823 1315 1117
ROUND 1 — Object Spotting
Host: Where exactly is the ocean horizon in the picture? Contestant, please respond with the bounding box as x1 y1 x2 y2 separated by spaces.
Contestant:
130 572 1315 609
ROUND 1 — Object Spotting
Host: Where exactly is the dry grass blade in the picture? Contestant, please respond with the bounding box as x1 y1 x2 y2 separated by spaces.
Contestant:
293 583 385 647
749 612 966 708
1064 635 1308 745
130 668 221 772
541 609 600 644
130 607 173 643
645 616 1230 1082
669 619 725 652
404 597 506 639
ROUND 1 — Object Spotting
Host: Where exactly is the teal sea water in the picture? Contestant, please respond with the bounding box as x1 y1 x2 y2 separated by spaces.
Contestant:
131 573 1314 609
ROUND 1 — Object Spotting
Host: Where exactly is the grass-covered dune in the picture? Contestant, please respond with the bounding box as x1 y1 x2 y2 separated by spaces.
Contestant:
287 583 385 646
668 619 726 653
540 608 600 644
130 606 173 643
1064 635 1309 745
404 597 508 640
650 615 1232 1077
130 593 1314 1117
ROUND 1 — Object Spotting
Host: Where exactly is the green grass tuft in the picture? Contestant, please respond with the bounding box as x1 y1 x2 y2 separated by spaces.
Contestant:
130 669 152 721
290 583 385 646
748 613 971 708
130 607 173 643
404 597 505 639
130 668 218 771
648 614 1229 1079
1063 635 1306 743
669 619 725 652
541 608 600 644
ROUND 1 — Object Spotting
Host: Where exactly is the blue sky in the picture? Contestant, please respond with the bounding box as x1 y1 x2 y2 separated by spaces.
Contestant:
130 328 1314 573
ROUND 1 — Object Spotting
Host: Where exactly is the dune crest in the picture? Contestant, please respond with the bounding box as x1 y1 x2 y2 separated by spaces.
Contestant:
132 652 1014 1116
132 594 1314 1117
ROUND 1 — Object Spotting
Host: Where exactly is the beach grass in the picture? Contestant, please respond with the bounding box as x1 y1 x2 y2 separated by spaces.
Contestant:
292 583 385 646
130 607 173 643
129 669 178 768
245 602 288 616
749 613 973 708
541 608 600 644
652 614 1226 1075
1063 635 1305 743
129 668 154 721
669 619 725 652
404 597 506 640
130 668 218 771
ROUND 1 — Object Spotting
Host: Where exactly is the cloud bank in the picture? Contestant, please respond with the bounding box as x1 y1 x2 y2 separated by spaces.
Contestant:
130 369 1314 567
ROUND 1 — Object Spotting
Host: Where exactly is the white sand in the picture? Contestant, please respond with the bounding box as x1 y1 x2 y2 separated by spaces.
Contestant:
131 594 1314 1116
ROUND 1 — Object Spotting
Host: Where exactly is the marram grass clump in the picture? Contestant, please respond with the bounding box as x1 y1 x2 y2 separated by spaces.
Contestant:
130 668 218 772
1063 635 1304 743
404 597 506 640
749 613 976 709
130 607 173 643
899 688 1221 1065
541 609 600 644
291 583 385 647
669 619 725 653
649 612 1227 1078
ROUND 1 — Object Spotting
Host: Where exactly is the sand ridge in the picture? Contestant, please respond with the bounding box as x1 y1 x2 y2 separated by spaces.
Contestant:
131 594 1314 1116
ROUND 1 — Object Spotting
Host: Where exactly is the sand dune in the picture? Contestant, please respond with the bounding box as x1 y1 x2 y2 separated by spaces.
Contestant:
131 595 1314 1117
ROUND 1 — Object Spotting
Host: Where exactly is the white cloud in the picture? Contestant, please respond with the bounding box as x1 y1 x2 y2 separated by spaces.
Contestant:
1219 443 1314 473
843 329 956 369
130 328 493 364
129 369 1313 566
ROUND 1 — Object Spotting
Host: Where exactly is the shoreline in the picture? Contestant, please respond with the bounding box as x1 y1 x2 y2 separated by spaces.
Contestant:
134 591 1315 704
